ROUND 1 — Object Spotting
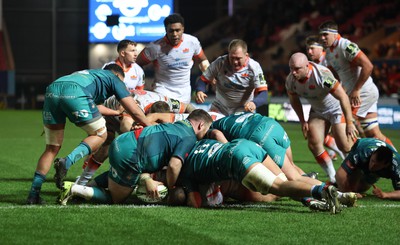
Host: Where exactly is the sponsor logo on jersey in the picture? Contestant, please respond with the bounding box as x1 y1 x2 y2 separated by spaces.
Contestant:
183 48 189 53
130 75 137 79
345 43 359 56
309 84 316 89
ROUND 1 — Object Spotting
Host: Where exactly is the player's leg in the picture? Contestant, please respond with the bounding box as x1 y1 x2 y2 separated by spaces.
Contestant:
54 117 108 189
330 121 354 155
241 163 341 213
360 112 396 149
307 117 336 183
220 180 278 202
335 165 371 193
27 124 65 204
76 130 115 185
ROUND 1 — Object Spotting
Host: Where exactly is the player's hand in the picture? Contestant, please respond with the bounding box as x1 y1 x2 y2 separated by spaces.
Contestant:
145 179 165 199
349 90 361 108
372 184 387 199
195 91 207 104
301 122 309 139
244 102 256 112
346 122 359 142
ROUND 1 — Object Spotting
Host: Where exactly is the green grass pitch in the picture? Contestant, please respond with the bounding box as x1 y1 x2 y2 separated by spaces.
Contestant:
0 110 399 244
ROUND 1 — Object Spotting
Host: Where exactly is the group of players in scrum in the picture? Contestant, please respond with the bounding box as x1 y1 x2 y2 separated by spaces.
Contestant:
26 14 400 214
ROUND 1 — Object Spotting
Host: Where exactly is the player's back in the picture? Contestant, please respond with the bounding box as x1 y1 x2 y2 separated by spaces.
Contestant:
137 120 197 172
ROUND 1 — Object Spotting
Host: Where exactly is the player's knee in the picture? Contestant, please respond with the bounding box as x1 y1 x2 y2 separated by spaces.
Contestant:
80 117 107 138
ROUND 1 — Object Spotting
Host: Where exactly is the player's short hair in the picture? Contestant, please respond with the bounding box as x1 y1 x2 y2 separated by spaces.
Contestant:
117 39 137 53
228 39 248 53
319 20 338 34
103 63 125 78
374 146 393 166
305 35 323 48
187 109 213 125
164 13 184 28
149 101 170 113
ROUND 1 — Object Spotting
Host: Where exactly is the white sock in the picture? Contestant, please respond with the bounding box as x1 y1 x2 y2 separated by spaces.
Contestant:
72 184 94 200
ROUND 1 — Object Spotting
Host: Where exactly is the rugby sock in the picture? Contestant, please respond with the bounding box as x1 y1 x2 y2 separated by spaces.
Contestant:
91 187 112 204
315 151 336 183
28 171 46 197
76 155 102 185
71 185 112 204
310 182 326 200
324 135 345 159
65 142 92 169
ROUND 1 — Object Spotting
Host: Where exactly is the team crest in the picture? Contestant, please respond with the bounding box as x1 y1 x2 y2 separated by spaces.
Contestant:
182 48 189 53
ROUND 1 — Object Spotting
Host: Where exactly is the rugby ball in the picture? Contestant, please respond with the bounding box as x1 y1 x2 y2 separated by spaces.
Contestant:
135 184 168 203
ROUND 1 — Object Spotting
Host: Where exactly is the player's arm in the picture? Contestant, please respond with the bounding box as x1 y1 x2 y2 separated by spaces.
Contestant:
349 52 373 107
136 49 151 67
139 173 164 198
330 82 358 141
372 185 400 200
119 96 155 126
195 75 210 104
97 104 123 116
166 156 183 189
207 129 228 143
194 50 210 73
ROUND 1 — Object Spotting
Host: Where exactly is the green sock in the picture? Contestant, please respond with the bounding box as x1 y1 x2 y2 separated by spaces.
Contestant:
91 187 113 204
66 142 91 169
28 171 46 197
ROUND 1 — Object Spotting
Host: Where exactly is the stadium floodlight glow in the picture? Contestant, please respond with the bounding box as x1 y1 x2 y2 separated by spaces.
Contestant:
89 0 173 43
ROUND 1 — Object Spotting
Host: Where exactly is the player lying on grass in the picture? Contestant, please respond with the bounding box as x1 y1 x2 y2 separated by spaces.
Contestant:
179 138 342 214
26 64 154 205
335 138 400 200
58 109 213 205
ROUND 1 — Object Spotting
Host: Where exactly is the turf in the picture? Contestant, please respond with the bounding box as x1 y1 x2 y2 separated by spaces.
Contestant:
0 110 399 245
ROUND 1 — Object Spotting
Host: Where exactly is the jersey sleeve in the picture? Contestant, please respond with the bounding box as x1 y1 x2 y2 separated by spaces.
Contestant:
252 61 268 91
342 40 361 62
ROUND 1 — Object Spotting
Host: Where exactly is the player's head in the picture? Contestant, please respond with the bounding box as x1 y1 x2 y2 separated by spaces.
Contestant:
228 39 249 71
289 52 309 81
164 13 184 46
103 63 125 81
319 20 339 48
369 146 393 172
305 35 324 62
117 39 138 64
149 101 170 113
187 109 213 140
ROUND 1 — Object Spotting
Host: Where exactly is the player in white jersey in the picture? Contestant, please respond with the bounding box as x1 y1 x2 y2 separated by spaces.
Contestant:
146 111 225 124
306 35 328 67
286 53 358 183
319 20 395 149
195 39 268 115
306 35 346 161
136 13 210 104
103 40 145 92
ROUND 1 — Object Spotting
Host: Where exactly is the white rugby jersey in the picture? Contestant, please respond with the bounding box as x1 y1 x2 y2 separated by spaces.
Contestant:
131 90 185 114
103 59 145 92
201 55 268 115
286 62 341 113
140 33 204 103
325 35 376 94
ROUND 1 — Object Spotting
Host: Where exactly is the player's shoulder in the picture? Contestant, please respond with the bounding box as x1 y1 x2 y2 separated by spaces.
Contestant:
182 33 200 43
